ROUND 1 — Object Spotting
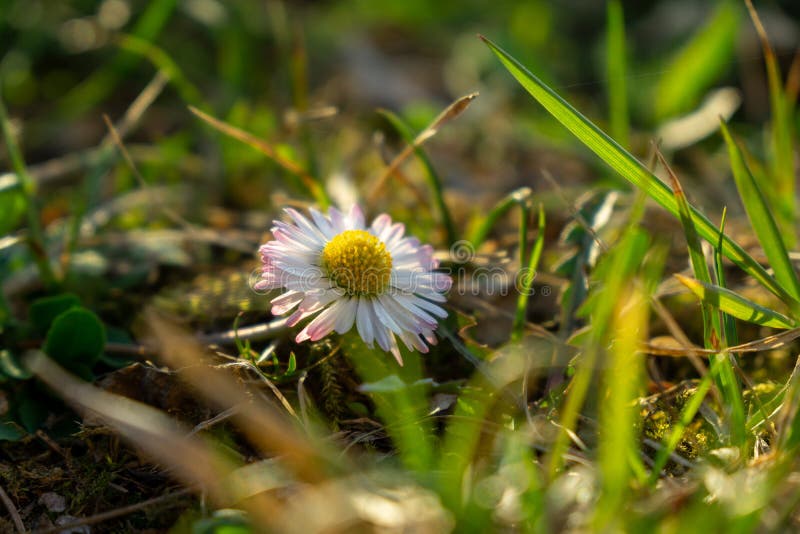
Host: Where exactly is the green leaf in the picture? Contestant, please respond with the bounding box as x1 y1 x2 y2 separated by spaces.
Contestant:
44 308 107 370
0 350 32 380
720 120 800 301
480 34 800 318
676 274 796 329
29 293 80 336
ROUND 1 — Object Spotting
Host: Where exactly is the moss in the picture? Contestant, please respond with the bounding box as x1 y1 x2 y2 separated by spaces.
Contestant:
639 380 716 464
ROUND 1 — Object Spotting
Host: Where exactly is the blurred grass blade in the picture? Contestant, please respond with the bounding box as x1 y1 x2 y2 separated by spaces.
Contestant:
653 0 740 121
438 339 563 511
64 73 171 279
606 0 629 147
675 274 796 329
116 34 204 107
595 285 648 529
143 308 333 483
0 96 57 289
377 110 458 244
58 0 179 117
548 227 650 478
719 120 800 301
777 357 800 451
342 331 434 476
480 34 800 317
468 187 532 248
512 204 545 341
189 106 330 207
23 351 283 525
745 0 796 246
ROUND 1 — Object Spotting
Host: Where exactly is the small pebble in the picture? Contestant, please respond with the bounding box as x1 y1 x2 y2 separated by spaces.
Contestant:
38 492 66 513
55 514 91 534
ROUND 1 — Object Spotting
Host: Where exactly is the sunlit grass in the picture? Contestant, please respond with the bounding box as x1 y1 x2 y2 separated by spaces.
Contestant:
4 1 800 532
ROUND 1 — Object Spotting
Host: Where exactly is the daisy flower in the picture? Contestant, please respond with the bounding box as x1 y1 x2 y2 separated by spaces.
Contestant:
255 205 452 365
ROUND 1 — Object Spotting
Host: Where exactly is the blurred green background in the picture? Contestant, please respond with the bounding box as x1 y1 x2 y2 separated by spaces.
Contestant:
2 0 798 205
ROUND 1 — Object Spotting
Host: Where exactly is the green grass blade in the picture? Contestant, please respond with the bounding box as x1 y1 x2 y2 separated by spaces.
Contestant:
0 96 57 290
715 208 738 346
719 120 800 301
512 204 545 341
480 35 800 317
468 187 531 248
746 0 796 246
675 274 796 329
189 106 330 207
377 109 458 245
662 153 713 288
652 0 740 121
662 153 744 445
116 34 204 107
606 0 629 147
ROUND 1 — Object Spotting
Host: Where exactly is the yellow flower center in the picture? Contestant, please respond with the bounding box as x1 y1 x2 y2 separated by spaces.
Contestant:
321 230 392 296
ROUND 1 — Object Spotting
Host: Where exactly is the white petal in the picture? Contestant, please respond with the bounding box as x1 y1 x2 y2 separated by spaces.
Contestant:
399 330 430 353
309 207 336 239
371 298 403 335
356 297 375 346
388 334 404 366
296 300 342 342
377 294 432 333
373 320 393 353
390 294 439 324
285 207 328 242
273 221 325 250
370 214 391 236
381 223 406 248
406 294 449 317
334 297 358 334
287 290 340 326
270 290 303 315
347 204 365 229
328 207 347 233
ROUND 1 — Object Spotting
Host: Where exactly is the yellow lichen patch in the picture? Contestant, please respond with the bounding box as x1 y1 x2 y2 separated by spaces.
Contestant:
321 230 392 296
